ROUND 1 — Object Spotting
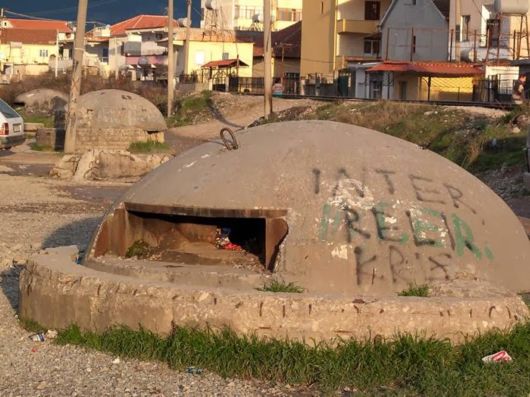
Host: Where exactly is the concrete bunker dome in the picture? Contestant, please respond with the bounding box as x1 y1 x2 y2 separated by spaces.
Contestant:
74 89 167 151
14 88 68 114
87 120 530 295
20 120 530 343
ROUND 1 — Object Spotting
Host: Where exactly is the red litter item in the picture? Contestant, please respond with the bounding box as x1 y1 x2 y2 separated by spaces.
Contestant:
224 242 242 251
482 350 513 363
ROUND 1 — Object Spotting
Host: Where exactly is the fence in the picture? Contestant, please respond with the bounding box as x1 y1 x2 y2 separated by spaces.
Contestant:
179 71 520 106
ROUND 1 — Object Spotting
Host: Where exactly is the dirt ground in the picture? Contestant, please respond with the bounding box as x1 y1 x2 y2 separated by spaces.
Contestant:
166 96 320 150
0 97 528 396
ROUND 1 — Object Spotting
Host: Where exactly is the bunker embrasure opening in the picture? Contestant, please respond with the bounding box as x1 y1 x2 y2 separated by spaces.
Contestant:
91 203 288 271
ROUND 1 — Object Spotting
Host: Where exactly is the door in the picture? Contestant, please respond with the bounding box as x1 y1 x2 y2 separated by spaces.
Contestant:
399 81 407 100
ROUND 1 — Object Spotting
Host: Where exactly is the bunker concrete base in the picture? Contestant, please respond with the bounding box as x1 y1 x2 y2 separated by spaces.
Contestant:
19 248 529 344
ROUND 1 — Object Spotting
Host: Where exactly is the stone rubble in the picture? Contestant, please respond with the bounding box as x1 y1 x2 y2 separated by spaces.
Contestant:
51 150 172 181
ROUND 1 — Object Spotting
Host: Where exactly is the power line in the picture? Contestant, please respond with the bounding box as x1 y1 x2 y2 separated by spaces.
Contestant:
5 0 120 19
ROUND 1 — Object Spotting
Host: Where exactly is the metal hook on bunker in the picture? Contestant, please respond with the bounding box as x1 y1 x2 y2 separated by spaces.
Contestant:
220 128 239 150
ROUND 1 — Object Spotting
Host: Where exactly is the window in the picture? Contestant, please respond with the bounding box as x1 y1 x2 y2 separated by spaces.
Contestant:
461 15 470 41
102 47 109 61
412 35 416 53
365 1 380 20
222 52 229 60
277 8 302 21
39 49 48 58
363 38 380 56
487 18 500 47
235 6 258 19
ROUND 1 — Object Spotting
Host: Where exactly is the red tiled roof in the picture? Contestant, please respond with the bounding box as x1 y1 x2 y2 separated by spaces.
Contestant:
201 59 249 68
6 18 71 33
367 61 483 77
110 15 178 36
0 28 57 45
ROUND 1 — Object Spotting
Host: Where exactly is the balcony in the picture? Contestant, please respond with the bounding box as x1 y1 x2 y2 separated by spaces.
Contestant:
337 19 379 35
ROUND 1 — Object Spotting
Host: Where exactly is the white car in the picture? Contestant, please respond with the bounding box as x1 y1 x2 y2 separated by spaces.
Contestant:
0 98 25 150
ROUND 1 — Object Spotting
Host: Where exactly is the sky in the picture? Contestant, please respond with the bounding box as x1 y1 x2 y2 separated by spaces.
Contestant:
0 0 202 26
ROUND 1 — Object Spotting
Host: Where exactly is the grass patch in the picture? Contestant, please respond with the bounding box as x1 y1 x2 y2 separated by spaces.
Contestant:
257 280 304 293
398 284 430 297
125 240 152 259
19 317 46 333
17 110 55 128
30 142 54 152
128 141 171 154
168 91 213 127
54 322 530 394
521 293 530 307
268 101 527 172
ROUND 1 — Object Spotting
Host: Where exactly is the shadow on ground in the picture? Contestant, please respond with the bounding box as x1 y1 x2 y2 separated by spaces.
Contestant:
43 217 102 250
0 264 24 311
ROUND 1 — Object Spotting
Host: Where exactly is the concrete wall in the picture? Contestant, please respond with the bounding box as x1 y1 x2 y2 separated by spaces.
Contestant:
75 128 165 151
381 0 448 61
35 127 166 151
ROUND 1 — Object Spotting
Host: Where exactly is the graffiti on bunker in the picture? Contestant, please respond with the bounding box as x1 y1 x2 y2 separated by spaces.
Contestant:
314 167 494 287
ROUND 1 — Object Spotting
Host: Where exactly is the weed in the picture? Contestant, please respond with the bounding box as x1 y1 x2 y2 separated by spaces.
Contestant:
398 284 430 297
30 143 54 152
268 101 525 173
167 91 213 127
19 317 45 333
521 293 530 307
257 280 304 293
128 141 171 154
125 240 152 259
54 322 530 394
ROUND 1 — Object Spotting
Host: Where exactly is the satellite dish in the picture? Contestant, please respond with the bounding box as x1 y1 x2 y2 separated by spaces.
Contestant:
178 17 190 27
205 0 218 10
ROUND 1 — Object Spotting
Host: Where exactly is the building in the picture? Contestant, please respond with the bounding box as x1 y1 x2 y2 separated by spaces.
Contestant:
366 61 482 101
0 29 59 81
238 20 301 79
84 15 180 80
448 0 530 62
168 29 255 78
201 0 302 31
0 17 73 81
300 0 391 76
380 0 449 62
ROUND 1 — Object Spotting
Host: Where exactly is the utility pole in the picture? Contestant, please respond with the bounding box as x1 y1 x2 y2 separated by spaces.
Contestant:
167 0 175 117
64 0 88 154
263 0 272 118
55 29 59 78
184 0 192 75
